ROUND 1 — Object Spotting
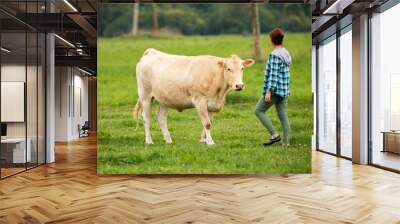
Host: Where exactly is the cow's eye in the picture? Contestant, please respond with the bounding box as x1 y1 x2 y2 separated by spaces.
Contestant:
227 68 232 72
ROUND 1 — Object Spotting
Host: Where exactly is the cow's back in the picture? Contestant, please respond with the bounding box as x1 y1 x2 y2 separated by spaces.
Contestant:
136 49 222 110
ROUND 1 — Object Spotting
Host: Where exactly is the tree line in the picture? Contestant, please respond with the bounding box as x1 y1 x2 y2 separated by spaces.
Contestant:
98 3 311 37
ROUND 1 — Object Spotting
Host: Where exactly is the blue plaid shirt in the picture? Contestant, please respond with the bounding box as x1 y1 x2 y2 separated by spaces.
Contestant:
262 54 291 97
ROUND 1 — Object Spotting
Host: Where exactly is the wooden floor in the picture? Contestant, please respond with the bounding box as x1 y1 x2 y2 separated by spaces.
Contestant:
1 167 26 178
1 135 400 224
372 151 400 171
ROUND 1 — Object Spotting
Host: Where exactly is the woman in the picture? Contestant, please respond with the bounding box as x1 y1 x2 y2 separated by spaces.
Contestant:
255 28 291 147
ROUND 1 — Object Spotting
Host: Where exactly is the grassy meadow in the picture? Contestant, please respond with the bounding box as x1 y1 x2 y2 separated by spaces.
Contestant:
98 34 312 174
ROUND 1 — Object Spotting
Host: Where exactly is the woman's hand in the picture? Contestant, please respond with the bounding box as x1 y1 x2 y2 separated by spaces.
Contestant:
264 91 271 103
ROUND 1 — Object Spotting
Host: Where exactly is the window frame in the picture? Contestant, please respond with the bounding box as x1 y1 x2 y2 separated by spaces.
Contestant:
314 19 353 160
0 1 48 180
367 1 400 173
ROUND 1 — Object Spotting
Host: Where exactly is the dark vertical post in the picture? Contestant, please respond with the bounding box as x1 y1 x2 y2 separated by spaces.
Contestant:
367 10 372 164
44 0 50 164
36 0 39 167
44 30 47 164
0 15 2 179
73 68 75 118
316 44 320 150
336 27 341 157
25 0 28 171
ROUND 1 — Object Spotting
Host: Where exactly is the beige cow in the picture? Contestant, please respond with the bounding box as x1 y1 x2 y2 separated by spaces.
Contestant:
133 48 254 145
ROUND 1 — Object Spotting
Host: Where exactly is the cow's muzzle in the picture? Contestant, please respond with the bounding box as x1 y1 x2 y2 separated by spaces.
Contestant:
234 84 244 91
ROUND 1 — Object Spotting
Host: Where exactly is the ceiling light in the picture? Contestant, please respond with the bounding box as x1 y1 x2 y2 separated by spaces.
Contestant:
78 67 93 76
1 47 11 53
54 34 75 48
76 48 86 56
63 0 78 12
322 0 354 15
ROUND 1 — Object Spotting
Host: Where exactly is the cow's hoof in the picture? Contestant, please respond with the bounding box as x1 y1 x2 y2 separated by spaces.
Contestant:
206 140 215 145
165 139 173 144
200 139 206 144
145 141 153 145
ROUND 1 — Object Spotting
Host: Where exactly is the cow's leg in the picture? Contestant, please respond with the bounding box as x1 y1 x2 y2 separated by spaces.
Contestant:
157 104 172 144
196 101 214 145
142 99 153 145
200 112 213 144
200 129 206 144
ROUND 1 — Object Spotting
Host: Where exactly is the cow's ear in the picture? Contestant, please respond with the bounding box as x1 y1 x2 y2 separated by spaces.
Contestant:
243 59 255 68
218 60 226 68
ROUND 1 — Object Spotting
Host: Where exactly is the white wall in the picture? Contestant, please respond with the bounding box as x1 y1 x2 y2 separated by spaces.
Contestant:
1 63 46 164
1 65 25 130
72 73 89 138
55 67 70 141
55 67 89 141
1 65 40 138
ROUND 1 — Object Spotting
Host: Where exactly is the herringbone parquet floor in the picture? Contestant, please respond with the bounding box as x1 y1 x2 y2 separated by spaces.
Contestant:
1 135 400 224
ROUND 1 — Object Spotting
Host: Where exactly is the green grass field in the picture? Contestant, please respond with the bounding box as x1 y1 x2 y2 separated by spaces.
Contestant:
98 34 312 174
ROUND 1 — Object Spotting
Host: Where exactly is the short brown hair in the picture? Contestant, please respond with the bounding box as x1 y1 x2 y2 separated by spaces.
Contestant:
269 28 284 45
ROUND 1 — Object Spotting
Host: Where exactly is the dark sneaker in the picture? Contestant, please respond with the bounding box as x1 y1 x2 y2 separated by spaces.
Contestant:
263 135 281 146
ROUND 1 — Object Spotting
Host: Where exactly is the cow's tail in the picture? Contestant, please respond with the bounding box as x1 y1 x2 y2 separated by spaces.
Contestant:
133 100 142 130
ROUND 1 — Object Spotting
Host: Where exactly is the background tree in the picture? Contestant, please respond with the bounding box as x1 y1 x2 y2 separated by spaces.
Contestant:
251 3 262 60
151 3 159 33
98 3 310 38
132 3 140 36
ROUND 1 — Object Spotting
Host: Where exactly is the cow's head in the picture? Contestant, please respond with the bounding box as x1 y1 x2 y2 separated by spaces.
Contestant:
219 55 255 91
